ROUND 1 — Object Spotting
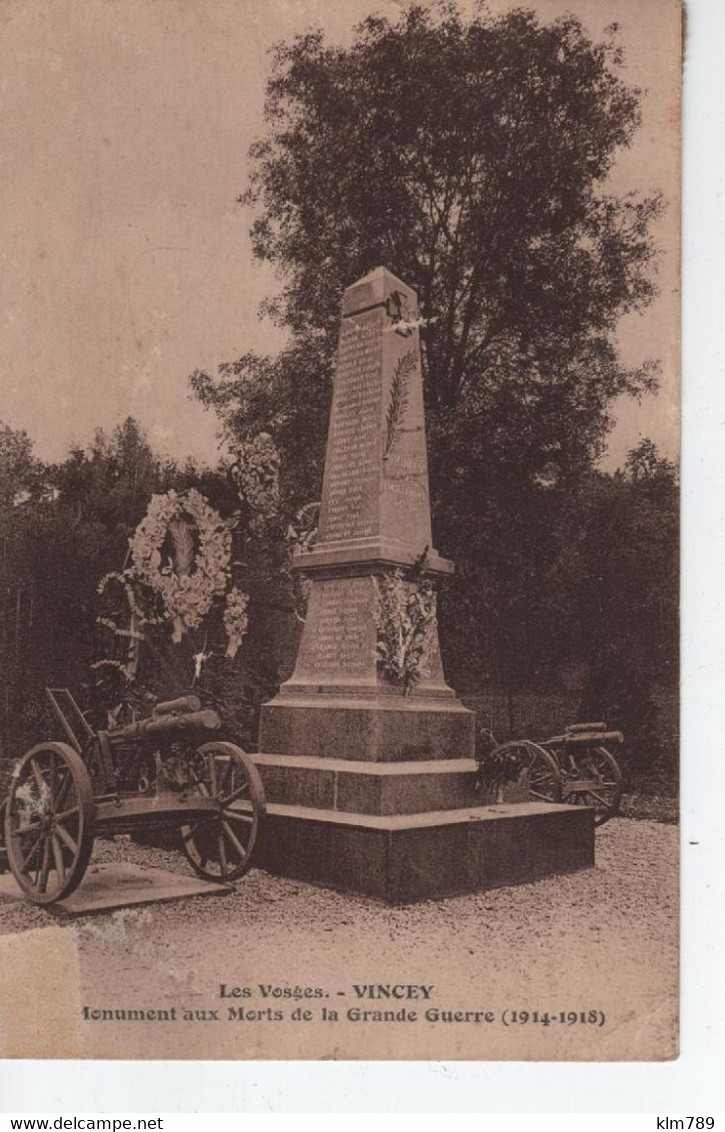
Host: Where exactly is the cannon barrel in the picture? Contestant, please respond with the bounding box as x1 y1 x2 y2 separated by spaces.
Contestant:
561 729 623 746
152 695 202 717
107 709 222 745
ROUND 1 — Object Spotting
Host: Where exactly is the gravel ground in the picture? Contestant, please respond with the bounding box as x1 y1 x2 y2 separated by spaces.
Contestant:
0 817 678 1061
619 789 679 823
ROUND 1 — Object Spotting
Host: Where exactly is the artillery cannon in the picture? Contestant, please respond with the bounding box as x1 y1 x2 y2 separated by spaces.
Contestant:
481 721 624 826
2 688 266 905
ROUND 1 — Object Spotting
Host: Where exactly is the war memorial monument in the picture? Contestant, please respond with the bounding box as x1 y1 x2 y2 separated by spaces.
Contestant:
253 267 594 902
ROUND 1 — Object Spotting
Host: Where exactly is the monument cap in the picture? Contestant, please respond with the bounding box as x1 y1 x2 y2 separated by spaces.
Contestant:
342 266 418 319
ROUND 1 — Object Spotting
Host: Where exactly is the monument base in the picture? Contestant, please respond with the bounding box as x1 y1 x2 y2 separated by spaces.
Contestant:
259 692 475 762
255 799 594 905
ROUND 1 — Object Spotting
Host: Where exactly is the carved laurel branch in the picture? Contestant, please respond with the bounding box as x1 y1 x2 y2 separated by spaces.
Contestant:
383 350 417 460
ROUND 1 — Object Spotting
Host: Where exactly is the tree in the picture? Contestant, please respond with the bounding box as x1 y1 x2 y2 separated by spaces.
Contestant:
0 420 204 766
232 4 659 479
0 421 46 507
191 335 331 514
624 436 678 487
535 439 678 770
543 438 678 683
53 417 173 534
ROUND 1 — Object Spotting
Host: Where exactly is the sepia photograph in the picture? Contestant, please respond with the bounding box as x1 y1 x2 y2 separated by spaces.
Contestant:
0 0 680 1063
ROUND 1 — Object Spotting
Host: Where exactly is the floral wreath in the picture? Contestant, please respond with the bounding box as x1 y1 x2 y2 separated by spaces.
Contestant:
129 489 232 643
373 565 437 696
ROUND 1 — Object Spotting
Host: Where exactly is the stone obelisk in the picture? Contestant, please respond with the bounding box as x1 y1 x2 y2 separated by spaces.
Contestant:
254 268 594 903
260 266 473 761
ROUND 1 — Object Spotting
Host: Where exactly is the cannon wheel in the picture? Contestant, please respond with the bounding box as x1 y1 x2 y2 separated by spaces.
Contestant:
5 742 95 905
563 745 623 826
180 742 265 882
522 740 563 804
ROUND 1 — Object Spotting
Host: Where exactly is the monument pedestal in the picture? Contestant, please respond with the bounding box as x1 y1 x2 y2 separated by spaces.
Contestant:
255 268 594 903
254 796 594 904
251 751 593 903
260 690 474 763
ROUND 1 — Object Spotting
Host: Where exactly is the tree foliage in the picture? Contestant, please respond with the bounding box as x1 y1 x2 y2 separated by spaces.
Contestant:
231 3 661 491
0 421 46 507
0 420 200 763
191 333 331 514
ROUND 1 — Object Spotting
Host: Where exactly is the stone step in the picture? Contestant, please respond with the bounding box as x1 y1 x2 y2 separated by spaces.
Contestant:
252 752 525 815
258 801 594 904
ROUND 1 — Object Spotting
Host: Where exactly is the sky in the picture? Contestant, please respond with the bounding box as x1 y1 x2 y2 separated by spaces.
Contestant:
0 0 680 469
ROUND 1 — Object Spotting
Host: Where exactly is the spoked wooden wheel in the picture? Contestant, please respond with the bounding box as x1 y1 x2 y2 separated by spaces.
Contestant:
181 742 266 882
562 745 623 826
5 742 95 905
520 741 563 804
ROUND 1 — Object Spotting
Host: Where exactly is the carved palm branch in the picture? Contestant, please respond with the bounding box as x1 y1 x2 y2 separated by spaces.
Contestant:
383 350 417 459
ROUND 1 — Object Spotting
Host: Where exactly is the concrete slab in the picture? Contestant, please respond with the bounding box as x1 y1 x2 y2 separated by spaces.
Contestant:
0 862 232 916
259 801 595 904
